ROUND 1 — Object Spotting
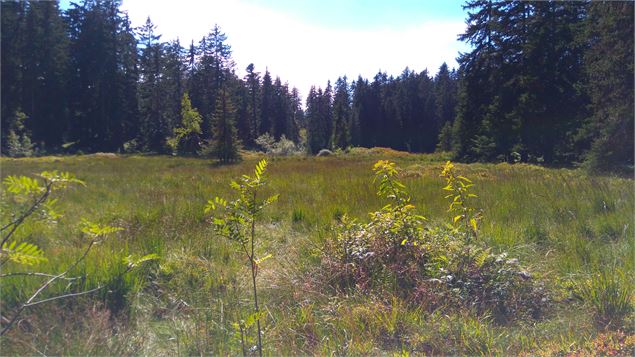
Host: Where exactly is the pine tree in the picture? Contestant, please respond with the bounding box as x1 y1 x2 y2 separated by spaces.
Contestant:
1 1 27 144
211 87 241 163
20 0 69 149
137 17 166 152
581 1 634 172
243 63 261 145
332 76 351 149
259 69 273 136
67 0 138 152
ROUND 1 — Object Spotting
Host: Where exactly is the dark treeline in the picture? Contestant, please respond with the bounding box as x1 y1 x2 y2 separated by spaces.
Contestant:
1 0 302 162
1 0 633 171
306 65 457 154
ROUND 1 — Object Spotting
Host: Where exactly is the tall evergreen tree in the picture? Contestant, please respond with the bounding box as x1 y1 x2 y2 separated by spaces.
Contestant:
20 1 69 148
1 1 27 144
136 17 166 151
259 69 274 136
580 1 634 171
332 76 351 149
243 63 261 145
211 87 240 163
66 0 138 151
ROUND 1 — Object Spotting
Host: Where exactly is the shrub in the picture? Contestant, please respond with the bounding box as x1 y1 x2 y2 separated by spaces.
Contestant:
316 160 547 323
255 133 305 156
4 110 34 157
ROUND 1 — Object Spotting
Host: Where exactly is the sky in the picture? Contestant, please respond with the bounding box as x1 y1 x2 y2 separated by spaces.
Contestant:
62 0 470 98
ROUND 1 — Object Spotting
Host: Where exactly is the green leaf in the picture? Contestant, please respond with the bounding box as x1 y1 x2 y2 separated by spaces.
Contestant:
3 175 42 195
124 253 160 268
1 241 48 265
80 220 123 238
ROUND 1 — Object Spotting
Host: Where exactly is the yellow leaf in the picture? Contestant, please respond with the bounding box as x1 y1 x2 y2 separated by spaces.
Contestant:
453 215 462 224
470 218 478 232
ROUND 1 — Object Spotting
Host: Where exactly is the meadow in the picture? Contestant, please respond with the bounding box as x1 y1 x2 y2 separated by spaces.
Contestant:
1 149 633 355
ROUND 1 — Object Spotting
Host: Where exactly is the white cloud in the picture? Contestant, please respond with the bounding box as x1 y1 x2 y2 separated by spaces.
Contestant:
121 0 467 99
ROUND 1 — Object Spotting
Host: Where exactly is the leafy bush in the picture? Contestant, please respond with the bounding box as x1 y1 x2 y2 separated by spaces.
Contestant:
316 160 547 323
255 133 305 156
4 110 34 157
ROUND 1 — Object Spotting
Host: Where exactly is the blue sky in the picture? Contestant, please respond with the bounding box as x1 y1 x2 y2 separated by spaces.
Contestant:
60 0 469 97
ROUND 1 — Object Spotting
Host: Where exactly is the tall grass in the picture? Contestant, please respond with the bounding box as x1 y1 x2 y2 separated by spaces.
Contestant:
1 152 632 355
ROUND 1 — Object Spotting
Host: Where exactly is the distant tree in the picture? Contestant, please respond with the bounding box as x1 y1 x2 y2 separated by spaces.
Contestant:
434 63 457 130
66 0 139 152
136 17 166 152
190 24 234 140
20 0 69 149
580 1 634 172
259 69 273 136
243 63 261 145
1 1 27 144
161 39 187 143
436 121 453 152
332 76 351 149
211 87 241 163
306 86 332 154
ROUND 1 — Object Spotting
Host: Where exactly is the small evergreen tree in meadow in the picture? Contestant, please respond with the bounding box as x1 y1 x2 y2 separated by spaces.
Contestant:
211 87 241 163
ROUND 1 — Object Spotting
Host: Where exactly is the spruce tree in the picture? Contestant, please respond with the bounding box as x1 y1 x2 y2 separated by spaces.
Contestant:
211 87 241 163
581 1 634 172
332 76 351 149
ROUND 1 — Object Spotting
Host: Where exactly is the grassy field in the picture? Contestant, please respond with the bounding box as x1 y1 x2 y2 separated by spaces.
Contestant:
1 149 633 355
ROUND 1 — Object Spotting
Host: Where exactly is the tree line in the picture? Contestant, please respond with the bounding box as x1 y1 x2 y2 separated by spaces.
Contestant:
1 0 632 171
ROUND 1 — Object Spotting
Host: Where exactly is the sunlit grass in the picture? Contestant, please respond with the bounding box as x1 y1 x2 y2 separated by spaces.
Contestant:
1 151 632 355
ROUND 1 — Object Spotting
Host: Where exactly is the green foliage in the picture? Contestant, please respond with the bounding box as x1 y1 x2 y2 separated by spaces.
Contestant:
167 93 202 154
1 241 47 265
440 161 481 242
123 253 160 269
1 171 85 267
5 110 34 157
206 159 277 356
80 219 124 238
210 87 241 163
255 133 304 156
319 160 545 322
581 2 634 173
436 122 453 152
